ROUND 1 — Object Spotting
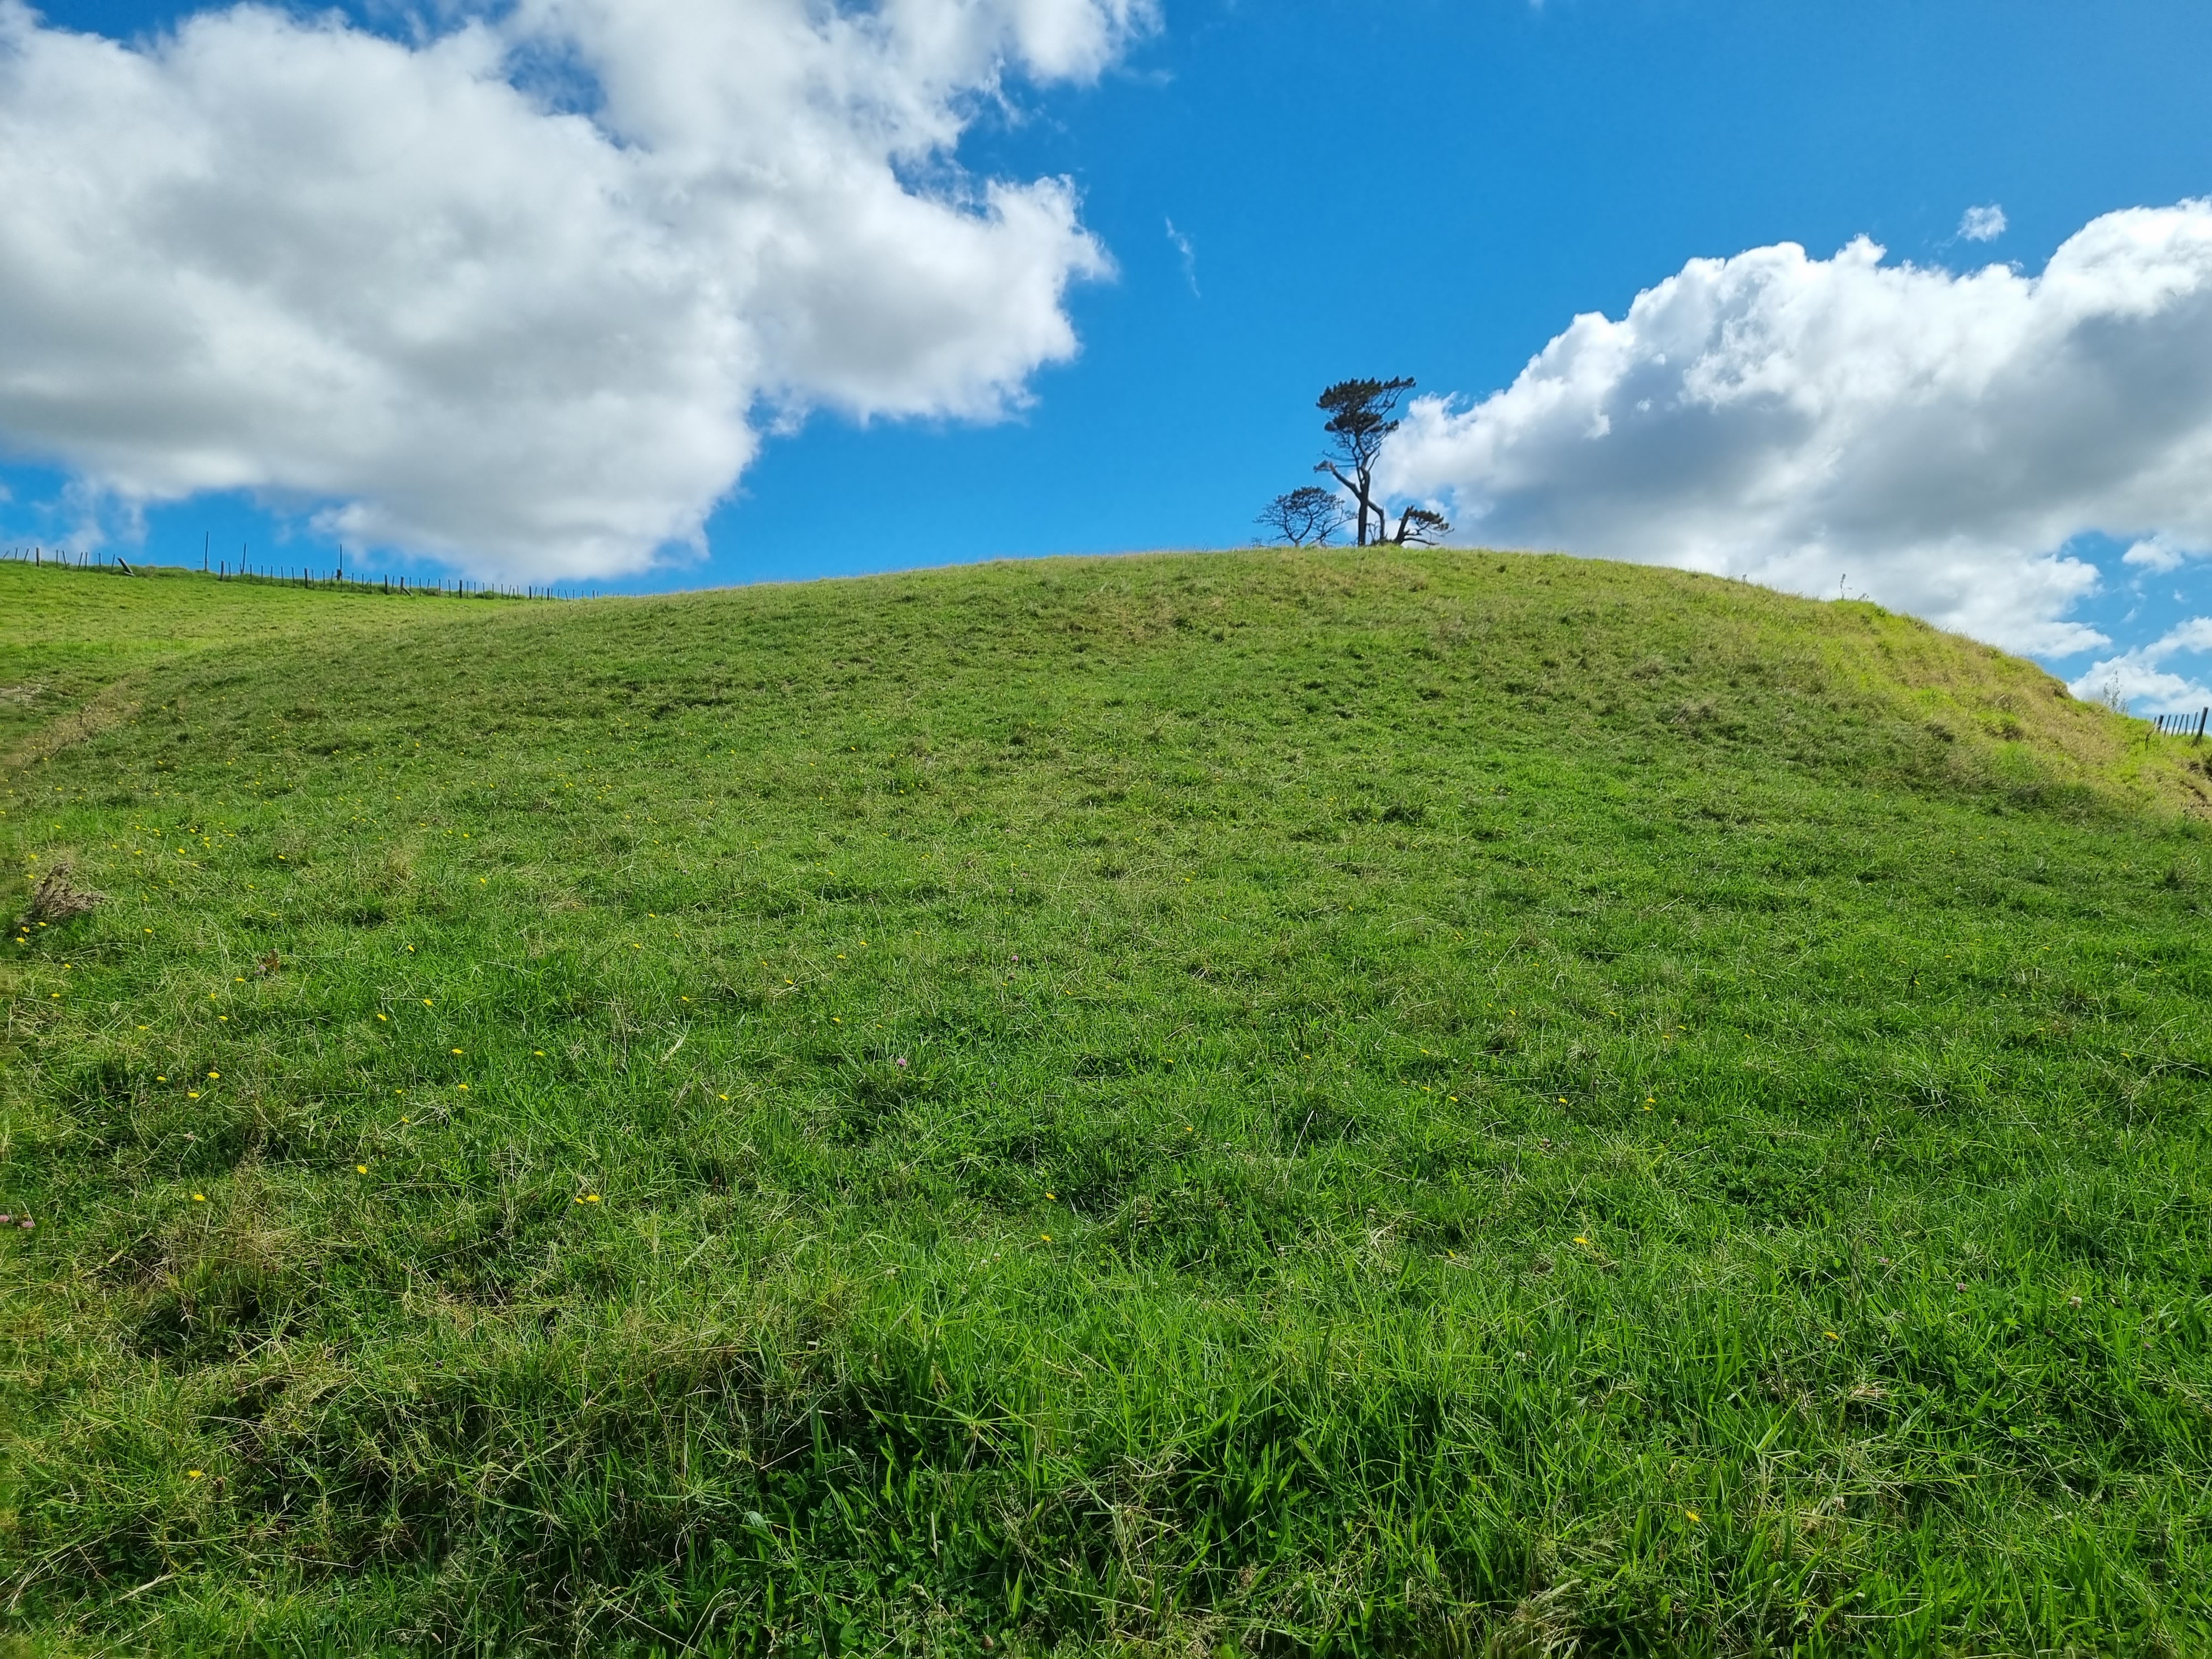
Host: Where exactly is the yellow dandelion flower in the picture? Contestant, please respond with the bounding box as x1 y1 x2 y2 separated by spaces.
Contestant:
188 1470 204 1480
356 1164 368 1175
584 1194 601 1203
192 1193 207 1202
1573 1235 1590 1245
1823 1330 1839 1340
1684 1509 1700 1522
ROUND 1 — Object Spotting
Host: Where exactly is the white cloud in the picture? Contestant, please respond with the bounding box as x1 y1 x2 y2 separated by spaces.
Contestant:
2120 533 2197 573
1959 203 2007 242
1165 217 1198 295
2069 617 2212 715
0 0 1152 578
1380 202 2212 656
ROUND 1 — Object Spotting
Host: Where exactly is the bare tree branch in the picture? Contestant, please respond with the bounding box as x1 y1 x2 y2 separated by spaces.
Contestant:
1257 486 1351 546
1391 506 1451 545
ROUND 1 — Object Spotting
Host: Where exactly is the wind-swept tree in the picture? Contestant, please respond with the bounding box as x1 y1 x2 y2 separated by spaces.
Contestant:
1314 376 1414 546
1389 506 1452 545
1256 485 1350 546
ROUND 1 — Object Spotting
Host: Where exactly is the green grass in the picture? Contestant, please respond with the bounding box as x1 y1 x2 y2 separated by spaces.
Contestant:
3 548 2209 1657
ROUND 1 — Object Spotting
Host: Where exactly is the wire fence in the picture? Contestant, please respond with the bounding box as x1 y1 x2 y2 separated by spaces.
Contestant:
2150 708 2209 744
1 543 602 601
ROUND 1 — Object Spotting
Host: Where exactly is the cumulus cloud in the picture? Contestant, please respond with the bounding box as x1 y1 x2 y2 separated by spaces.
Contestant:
1380 201 2212 656
2119 533 2195 573
0 0 1151 578
2069 617 2212 715
1959 203 2007 242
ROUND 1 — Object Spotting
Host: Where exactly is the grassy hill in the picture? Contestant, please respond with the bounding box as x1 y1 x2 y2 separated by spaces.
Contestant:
3 549 2209 1656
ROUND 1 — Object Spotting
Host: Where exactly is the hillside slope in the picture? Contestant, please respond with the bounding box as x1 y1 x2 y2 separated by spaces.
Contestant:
3 550 2209 1656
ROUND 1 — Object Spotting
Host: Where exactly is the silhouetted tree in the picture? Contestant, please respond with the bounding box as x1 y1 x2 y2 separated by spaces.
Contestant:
1389 506 1452 545
1256 486 1350 546
1314 376 1414 545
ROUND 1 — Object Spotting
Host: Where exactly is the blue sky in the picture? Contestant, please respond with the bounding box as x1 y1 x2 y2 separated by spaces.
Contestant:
6 0 2212 704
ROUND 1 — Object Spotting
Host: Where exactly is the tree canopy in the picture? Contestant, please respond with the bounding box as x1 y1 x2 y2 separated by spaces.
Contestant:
1313 377 1414 547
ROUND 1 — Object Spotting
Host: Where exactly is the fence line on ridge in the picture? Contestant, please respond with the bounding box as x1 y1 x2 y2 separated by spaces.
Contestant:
0 543 606 601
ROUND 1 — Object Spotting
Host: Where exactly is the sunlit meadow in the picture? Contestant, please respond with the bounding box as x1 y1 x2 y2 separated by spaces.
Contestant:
3 550 2209 1655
